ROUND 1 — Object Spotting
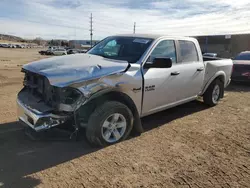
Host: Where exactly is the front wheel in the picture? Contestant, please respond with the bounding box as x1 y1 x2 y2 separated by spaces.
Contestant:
203 79 224 106
86 101 133 147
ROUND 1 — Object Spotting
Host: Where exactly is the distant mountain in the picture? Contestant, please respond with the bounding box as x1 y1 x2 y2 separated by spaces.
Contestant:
0 34 25 42
0 34 70 46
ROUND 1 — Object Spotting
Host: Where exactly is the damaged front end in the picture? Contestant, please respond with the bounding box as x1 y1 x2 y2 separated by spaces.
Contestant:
17 70 85 132
17 54 130 132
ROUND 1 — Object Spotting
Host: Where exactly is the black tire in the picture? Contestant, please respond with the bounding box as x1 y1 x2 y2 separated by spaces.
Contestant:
86 101 133 147
203 79 224 106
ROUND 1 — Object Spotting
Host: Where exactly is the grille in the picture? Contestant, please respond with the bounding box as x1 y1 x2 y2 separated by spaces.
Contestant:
23 70 58 107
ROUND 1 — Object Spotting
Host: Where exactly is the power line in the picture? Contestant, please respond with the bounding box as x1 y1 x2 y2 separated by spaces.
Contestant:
135 16 250 33
93 20 133 29
0 17 90 31
136 20 250 33
137 14 250 29
94 18 133 27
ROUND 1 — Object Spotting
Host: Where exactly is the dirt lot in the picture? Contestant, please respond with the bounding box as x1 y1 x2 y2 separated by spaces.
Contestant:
0 48 250 188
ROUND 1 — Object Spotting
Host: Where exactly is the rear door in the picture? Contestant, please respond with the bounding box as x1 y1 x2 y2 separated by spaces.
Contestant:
175 40 205 100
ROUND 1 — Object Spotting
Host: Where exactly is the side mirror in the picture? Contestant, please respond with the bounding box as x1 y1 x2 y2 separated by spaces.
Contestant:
144 57 172 69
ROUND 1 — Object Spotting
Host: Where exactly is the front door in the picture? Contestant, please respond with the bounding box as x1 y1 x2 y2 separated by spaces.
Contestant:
142 39 182 115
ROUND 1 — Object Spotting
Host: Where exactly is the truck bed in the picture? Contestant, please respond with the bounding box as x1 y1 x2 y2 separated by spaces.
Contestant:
202 58 233 92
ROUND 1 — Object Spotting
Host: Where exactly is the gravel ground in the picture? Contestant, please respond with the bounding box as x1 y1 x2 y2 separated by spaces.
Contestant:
0 48 249 188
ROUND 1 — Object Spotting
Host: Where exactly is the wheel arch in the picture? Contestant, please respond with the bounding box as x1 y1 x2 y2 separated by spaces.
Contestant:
78 90 144 134
202 71 226 96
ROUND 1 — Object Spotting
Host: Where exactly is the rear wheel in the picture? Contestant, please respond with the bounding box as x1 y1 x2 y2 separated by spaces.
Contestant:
86 101 133 147
203 79 224 106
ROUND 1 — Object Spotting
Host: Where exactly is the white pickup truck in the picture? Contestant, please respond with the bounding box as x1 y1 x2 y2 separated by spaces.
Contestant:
17 34 233 146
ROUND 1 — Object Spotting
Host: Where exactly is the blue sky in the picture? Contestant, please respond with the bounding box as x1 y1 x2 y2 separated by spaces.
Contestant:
0 0 250 40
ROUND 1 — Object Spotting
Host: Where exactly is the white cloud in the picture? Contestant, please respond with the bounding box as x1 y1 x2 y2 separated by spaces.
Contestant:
0 0 250 40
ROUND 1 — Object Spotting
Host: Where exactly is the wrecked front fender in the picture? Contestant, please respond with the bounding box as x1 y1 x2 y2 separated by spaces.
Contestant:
18 58 142 132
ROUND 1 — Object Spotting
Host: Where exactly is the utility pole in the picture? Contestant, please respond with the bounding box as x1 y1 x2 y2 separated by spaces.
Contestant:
133 22 136 34
74 23 76 40
90 13 93 47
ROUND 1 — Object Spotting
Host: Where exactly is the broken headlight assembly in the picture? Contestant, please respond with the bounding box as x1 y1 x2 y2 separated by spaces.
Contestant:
57 87 85 111
60 87 83 104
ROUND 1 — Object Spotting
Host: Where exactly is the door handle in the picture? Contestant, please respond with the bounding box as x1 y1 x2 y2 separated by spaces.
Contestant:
171 71 180 76
197 67 204 71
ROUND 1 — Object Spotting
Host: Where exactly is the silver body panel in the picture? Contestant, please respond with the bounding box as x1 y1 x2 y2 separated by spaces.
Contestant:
17 34 233 132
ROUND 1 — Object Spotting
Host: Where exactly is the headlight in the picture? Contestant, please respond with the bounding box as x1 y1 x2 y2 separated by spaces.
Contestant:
60 87 83 105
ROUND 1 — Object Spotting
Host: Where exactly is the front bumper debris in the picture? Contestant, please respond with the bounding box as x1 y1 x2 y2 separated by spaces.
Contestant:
17 98 68 132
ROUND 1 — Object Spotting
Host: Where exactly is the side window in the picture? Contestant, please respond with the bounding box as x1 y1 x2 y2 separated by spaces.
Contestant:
149 40 177 63
179 40 199 62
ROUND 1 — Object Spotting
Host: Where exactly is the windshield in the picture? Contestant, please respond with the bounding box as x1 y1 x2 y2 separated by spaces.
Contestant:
234 52 250 60
87 36 153 63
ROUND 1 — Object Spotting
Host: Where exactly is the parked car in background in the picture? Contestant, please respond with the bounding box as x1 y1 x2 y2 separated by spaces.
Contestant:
79 49 88 53
232 51 250 82
39 50 49 55
48 46 57 51
1 44 9 48
67 49 80 55
8 44 16 48
39 46 64 55
15 44 25 48
203 53 218 57
52 48 67 55
17 34 233 147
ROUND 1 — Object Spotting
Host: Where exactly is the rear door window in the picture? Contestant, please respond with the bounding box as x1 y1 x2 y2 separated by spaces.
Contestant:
179 40 199 62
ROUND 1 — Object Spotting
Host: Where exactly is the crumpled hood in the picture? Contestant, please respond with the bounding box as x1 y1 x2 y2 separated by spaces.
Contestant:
23 54 129 87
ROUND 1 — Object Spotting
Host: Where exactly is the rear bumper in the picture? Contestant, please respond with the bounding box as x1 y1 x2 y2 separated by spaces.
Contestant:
17 98 68 132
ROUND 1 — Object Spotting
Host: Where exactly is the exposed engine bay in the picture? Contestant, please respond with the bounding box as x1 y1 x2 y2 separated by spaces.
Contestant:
20 69 83 113
17 69 87 132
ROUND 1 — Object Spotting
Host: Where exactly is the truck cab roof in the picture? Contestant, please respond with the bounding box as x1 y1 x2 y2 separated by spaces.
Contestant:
112 34 195 41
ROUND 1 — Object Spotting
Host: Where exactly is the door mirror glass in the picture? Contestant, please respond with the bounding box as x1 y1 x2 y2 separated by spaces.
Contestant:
144 57 172 69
